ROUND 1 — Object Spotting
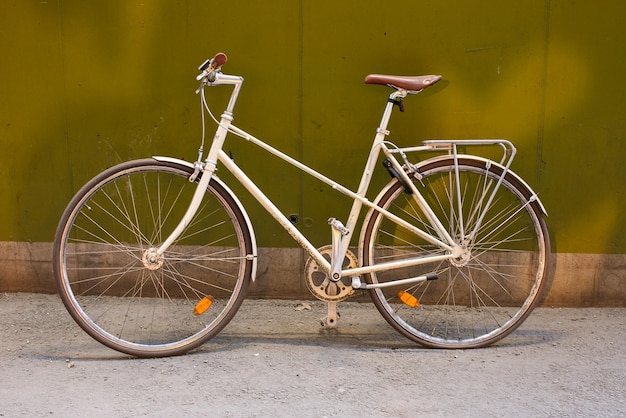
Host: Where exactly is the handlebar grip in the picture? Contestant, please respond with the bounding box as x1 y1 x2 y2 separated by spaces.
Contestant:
200 52 227 71
197 52 228 82
212 52 227 68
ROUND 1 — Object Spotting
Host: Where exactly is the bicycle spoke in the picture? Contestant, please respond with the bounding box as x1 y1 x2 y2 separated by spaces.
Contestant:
54 160 252 357
364 158 548 348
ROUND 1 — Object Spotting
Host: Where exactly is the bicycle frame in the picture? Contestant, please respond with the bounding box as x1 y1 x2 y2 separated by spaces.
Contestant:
54 55 552 355
156 72 479 287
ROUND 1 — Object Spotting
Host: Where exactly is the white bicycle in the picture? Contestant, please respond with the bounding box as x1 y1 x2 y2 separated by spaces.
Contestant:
53 53 550 357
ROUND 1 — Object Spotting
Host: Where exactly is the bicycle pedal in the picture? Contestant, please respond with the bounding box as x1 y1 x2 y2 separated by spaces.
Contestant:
351 277 366 290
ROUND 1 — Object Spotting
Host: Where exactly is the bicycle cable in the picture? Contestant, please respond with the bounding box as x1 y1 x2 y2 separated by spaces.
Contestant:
198 87 207 151
199 83 420 179
199 81 257 148
187 85 211 181
382 140 419 173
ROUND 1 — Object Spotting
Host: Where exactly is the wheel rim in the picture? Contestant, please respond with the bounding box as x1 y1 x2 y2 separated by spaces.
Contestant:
363 159 549 348
55 161 250 356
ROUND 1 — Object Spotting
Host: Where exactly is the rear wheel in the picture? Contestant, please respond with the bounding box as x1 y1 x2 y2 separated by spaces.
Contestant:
361 157 549 348
53 159 253 357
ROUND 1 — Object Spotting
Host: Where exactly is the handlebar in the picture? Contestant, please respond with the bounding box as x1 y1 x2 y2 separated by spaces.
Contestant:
196 52 228 82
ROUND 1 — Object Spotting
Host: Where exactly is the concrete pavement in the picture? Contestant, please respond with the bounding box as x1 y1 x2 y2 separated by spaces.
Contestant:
0 293 624 417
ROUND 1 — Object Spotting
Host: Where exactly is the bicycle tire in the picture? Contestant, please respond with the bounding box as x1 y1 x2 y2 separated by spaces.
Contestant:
361 156 550 348
53 159 254 357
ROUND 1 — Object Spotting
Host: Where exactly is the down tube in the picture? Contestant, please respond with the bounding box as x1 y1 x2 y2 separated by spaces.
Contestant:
216 150 330 271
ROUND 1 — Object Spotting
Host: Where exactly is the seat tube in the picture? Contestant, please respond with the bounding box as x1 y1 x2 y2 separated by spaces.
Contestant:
343 91 402 253
354 91 401 198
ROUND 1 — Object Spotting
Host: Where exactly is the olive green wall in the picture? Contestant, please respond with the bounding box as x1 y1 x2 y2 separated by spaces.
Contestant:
1 1 625 255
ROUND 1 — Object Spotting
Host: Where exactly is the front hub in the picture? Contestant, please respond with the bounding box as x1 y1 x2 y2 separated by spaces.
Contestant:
142 248 163 271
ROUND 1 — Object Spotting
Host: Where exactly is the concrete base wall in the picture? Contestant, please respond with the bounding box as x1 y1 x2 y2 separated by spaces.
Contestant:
0 242 624 307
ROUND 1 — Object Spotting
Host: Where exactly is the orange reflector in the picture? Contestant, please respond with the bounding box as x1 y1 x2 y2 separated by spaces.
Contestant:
398 291 419 308
193 295 214 315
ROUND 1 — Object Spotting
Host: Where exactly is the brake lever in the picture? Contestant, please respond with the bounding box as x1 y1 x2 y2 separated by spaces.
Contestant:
196 70 215 82
196 55 225 82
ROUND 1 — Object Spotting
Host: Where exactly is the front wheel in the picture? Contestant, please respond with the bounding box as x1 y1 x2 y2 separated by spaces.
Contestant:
53 159 254 357
361 157 550 348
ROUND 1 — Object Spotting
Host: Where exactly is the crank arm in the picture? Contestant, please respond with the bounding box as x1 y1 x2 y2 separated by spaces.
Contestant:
322 301 338 327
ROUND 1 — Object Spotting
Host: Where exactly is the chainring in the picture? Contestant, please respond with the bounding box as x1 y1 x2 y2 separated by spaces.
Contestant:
304 245 359 302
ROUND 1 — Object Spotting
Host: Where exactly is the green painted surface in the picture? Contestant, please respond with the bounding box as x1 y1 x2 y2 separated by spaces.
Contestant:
0 1 624 253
